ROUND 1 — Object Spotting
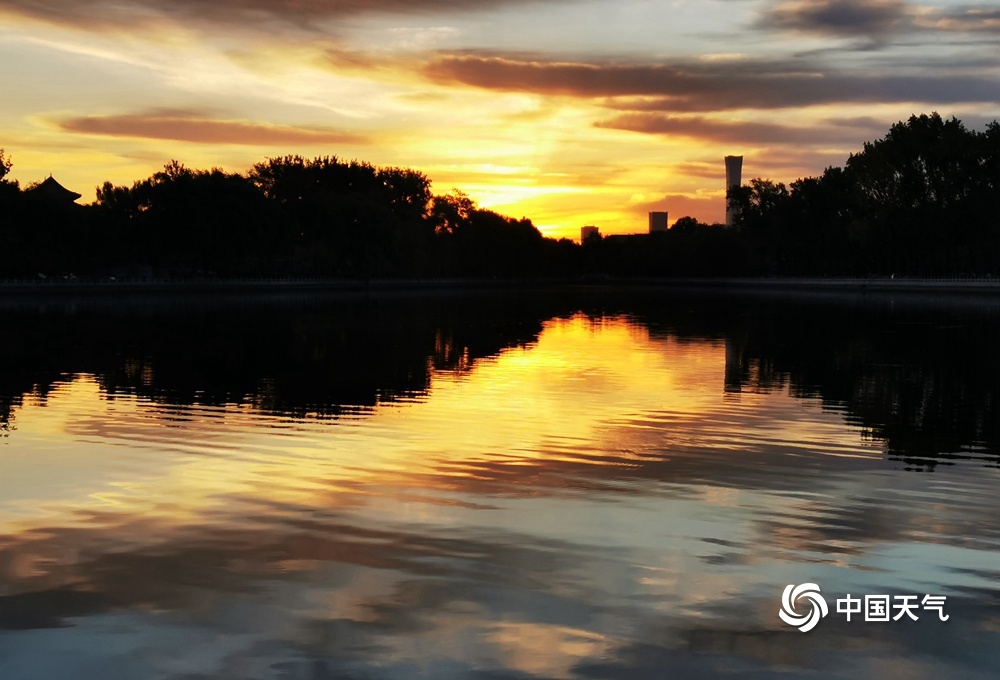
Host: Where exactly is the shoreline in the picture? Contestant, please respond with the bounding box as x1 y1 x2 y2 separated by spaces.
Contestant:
1 276 1000 296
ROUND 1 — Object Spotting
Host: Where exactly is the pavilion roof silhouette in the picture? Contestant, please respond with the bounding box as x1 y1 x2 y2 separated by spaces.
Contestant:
25 176 82 203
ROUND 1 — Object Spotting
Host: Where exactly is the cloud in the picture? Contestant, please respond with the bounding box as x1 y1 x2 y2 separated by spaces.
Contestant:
324 47 408 74
596 113 753 141
672 162 735 181
594 114 874 145
58 112 366 146
0 0 566 31
758 1 1000 39
633 192 727 225
914 6 1000 34
760 0 909 38
423 53 1000 111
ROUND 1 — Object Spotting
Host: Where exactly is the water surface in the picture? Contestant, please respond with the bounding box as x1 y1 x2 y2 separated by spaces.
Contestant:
1 290 998 679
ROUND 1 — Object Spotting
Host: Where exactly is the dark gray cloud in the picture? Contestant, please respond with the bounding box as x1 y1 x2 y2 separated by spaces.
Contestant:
423 53 1000 111
0 0 563 31
59 111 366 146
760 0 908 37
758 1 1000 39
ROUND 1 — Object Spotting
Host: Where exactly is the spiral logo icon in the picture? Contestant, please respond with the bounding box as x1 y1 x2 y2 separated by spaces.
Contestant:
779 583 828 632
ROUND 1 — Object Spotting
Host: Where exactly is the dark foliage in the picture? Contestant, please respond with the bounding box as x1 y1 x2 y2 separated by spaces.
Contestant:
727 113 1000 276
1 155 550 279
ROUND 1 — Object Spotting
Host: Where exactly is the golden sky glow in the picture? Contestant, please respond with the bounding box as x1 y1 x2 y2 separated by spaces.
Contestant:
2 0 999 238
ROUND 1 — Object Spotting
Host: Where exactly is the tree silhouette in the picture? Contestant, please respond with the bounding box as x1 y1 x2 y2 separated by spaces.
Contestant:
0 149 11 182
727 114 1000 276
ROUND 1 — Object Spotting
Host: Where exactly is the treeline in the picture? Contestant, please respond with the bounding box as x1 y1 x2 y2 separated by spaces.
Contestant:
0 154 574 279
729 113 1000 276
1 113 999 279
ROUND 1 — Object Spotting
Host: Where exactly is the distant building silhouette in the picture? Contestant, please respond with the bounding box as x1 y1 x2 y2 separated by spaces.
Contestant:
581 225 600 243
648 211 668 233
725 156 743 226
24 176 82 204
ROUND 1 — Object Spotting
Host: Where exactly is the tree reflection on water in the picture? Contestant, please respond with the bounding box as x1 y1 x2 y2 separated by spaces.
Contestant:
1 288 998 468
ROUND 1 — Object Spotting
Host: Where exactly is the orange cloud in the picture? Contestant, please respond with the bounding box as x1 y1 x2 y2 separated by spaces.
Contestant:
59 112 367 146
633 193 727 226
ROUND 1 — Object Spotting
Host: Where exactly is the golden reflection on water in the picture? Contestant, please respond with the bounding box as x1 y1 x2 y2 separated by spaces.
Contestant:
0 313 865 532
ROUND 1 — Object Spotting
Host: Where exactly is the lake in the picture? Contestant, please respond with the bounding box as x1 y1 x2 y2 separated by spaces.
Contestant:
1 287 998 679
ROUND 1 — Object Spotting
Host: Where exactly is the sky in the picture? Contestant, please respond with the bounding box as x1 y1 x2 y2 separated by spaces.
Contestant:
2 0 999 239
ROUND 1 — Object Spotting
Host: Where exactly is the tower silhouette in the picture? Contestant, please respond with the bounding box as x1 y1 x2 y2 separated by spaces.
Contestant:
725 156 743 226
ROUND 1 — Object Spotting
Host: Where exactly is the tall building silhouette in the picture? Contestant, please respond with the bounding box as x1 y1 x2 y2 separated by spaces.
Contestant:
581 225 600 243
725 155 743 226
648 212 668 233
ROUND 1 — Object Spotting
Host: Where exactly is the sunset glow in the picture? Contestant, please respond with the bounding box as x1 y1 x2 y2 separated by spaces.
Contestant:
3 0 999 238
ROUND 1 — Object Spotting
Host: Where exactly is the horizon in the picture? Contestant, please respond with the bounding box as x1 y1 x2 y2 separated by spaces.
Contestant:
3 0 999 239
